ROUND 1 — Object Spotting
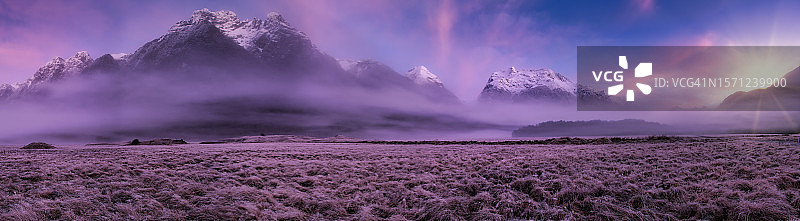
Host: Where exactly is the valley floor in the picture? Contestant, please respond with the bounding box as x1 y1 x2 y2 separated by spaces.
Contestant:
0 135 799 220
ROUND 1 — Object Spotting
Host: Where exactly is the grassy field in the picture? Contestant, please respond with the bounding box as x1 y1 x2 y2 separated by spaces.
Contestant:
0 135 798 220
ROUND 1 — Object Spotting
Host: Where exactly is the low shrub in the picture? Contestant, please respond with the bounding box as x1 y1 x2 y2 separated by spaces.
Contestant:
21 142 56 149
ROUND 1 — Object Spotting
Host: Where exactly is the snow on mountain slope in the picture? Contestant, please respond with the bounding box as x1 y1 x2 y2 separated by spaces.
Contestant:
165 8 330 69
110 53 128 61
479 67 576 103
169 9 300 54
405 66 460 103
127 17 256 71
406 66 444 88
29 51 92 85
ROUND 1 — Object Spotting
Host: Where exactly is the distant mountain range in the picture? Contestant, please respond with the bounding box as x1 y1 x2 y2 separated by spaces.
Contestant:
0 9 602 106
0 9 621 141
5 8 786 141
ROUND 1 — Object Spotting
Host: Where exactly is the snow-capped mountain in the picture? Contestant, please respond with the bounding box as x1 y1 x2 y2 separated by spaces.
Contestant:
405 66 460 103
406 66 444 88
126 16 257 71
171 10 299 54
0 9 463 105
479 67 577 103
1 51 93 99
32 51 92 85
337 60 460 103
142 8 335 71
0 8 487 141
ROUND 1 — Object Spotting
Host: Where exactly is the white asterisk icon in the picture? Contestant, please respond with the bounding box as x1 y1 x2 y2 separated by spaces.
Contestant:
608 56 652 101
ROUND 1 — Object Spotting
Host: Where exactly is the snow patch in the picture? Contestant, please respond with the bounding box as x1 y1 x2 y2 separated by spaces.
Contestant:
169 8 307 54
110 53 128 60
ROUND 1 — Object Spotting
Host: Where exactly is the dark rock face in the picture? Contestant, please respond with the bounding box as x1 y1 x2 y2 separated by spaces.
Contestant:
480 85 574 104
82 54 121 75
577 84 614 105
340 60 416 89
253 24 316 67
516 86 574 103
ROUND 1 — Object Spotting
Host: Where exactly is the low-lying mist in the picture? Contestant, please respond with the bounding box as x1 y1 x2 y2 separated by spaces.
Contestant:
1 68 797 144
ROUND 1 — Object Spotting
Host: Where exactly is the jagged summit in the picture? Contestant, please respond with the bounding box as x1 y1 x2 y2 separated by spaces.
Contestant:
168 9 310 56
0 51 93 99
479 67 576 103
486 67 575 94
30 51 92 86
127 19 255 70
170 9 244 34
406 66 444 88
266 12 287 24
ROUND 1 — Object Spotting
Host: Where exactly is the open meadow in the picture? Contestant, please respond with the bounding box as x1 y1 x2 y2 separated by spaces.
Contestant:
0 135 799 220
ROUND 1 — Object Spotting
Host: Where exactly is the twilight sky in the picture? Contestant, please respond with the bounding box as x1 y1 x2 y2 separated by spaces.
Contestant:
2 0 800 101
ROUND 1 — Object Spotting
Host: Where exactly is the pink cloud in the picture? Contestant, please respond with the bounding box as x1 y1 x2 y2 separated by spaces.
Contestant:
428 0 456 65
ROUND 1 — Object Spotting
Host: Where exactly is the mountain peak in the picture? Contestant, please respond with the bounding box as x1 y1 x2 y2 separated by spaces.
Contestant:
486 67 573 94
65 51 92 72
172 8 242 33
406 66 444 88
479 67 576 103
168 9 314 64
44 56 66 67
266 12 286 24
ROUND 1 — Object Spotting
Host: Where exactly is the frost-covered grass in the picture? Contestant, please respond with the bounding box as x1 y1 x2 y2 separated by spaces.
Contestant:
0 136 798 220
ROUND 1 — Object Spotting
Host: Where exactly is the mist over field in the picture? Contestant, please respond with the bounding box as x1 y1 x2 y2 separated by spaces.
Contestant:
0 61 795 143
1 74 794 143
